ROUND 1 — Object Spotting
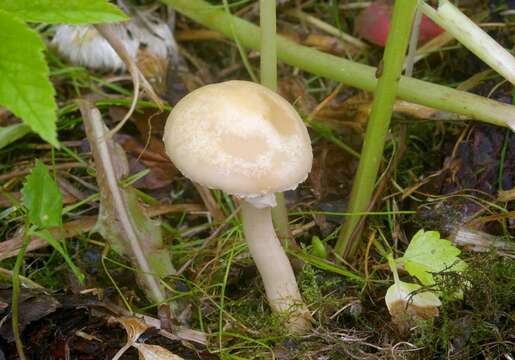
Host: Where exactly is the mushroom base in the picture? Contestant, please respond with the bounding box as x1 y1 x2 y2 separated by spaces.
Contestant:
240 200 312 333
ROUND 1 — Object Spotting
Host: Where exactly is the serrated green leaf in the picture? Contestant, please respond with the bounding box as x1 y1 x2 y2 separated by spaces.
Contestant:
30 228 85 284
400 230 466 285
21 160 62 228
0 0 127 24
0 10 57 146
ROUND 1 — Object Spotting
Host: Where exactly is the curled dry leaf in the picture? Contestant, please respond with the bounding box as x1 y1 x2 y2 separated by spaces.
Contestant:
385 281 441 324
111 317 186 360
110 316 149 360
111 316 149 342
133 343 184 360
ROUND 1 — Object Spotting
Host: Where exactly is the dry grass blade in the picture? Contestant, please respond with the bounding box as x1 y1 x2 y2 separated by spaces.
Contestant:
94 24 164 139
498 187 515 202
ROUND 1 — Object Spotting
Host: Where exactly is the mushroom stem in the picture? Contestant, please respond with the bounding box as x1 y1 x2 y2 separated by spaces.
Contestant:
240 199 311 333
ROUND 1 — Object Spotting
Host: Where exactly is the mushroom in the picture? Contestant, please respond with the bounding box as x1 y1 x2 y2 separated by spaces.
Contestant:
163 80 312 333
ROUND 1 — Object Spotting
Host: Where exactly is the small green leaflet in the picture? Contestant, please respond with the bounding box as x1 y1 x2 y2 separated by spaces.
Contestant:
0 10 57 146
0 0 127 24
30 229 85 284
21 161 84 283
399 229 466 285
311 236 327 259
21 160 62 228
0 124 31 150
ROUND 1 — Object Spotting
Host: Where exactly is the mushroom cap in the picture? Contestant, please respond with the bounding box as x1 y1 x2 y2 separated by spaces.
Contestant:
163 80 312 198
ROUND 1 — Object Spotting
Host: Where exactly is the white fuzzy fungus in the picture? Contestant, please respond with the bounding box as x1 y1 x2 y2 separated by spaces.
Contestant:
52 18 173 71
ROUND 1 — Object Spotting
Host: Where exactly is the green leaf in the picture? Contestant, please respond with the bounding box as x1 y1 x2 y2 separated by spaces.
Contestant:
0 10 58 146
21 160 62 228
310 236 327 259
400 230 467 285
0 123 31 150
0 0 127 24
30 228 85 284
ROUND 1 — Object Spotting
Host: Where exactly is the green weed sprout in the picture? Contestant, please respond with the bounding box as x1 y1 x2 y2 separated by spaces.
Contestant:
336 0 418 258
385 230 466 327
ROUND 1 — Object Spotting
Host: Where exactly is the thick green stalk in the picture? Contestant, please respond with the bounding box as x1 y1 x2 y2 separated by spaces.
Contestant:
335 1 418 257
160 0 515 130
259 0 290 244
271 194 290 243
259 0 290 241
260 0 277 90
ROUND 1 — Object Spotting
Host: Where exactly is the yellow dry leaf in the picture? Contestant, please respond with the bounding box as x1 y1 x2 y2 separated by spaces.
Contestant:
110 316 149 360
133 343 184 360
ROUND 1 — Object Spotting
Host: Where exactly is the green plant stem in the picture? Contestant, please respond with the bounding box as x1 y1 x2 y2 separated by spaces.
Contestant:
271 194 290 243
218 245 235 354
259 0 290 242
260 0 277 90
12 224 30 360
160 0 515 130
335 1 417 258
386 253 400 285
222 0 258 82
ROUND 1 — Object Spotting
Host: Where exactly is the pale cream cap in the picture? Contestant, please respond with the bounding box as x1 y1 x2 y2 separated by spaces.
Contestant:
163 80 312 198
